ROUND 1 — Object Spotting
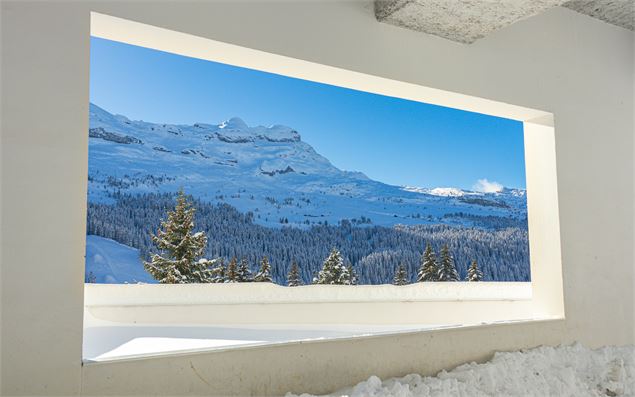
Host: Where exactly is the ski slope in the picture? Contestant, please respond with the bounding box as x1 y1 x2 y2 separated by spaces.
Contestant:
85 235 155 284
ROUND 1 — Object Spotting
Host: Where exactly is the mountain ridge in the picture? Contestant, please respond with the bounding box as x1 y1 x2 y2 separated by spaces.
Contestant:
88 103 527 230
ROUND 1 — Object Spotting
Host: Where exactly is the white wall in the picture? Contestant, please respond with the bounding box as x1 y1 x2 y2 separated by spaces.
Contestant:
1 1 633 396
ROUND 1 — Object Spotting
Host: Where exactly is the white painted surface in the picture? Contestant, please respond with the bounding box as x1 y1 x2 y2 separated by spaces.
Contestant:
1 2 633 396
90 12 551 123
81 282 534 363
84 281 532 306
83 308 450 362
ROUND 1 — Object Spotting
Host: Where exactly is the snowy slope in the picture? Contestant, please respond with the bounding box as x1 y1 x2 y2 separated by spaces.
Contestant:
88 103 527 229
85 235 155 284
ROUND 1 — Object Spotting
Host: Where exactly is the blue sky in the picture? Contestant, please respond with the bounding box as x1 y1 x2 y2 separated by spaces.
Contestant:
90 37 526 190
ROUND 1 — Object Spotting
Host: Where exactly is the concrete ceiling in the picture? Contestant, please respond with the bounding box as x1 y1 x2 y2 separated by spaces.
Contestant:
375 0 634 44
564 0 634 31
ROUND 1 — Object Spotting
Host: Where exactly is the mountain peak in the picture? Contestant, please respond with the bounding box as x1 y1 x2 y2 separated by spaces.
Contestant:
402 186 468 197
219 117 248 130
261 124 301 142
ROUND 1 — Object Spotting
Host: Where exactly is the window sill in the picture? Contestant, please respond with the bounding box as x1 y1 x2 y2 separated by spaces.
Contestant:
83 308 562 363
84 282 532 306
83 309 452 363
83 282 546 363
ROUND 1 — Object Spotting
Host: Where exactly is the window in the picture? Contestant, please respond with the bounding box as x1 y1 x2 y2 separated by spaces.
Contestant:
83 12 563 362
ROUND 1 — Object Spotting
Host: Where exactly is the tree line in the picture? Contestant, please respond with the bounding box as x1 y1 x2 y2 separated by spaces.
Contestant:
144 191 495 286
88 191 530 284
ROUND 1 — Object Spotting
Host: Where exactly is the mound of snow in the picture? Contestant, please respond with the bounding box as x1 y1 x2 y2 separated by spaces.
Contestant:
287 343 634 397
219 117 249 130
402 186 468 197
85 235 156 284
428 187 466 197
215 118 300 143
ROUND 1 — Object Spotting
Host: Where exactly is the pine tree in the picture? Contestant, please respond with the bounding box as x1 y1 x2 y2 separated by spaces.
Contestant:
143 189 211 283
89 191 531 285
348 265 358 286
314 248 351 285
236 257 252 282
85 271 97 283
393 264 408 286
466 259 484 281
226 257 239 282
336 263 351 285
191 258 218 283
254 256 272 282
287 261 303 286
437 244 459 281
210 259 226 283
417 243 438 282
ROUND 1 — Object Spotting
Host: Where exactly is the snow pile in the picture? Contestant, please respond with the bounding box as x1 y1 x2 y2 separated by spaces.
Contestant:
85 235 156 284
288 343 634 397
426 187 466 197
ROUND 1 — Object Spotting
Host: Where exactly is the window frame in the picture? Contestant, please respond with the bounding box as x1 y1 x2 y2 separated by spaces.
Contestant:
85 12 564 327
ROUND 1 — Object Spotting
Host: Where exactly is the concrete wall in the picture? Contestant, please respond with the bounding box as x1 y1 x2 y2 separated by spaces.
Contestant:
1 1 633 396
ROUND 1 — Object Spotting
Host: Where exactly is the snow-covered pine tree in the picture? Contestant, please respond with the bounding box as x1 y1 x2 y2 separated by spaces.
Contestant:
190 258 218 283
237 257 252 282
254 256 272 282
226 257 238 282
466 259 484 281
85 271 97 283
417 243 438 282
143 189 211 283
339 265 352 285
90 192 531 284
437 244 459 281
287 260 303 286
348 265 358 286
210 259 226 283
314 248 351 285
393 264 408 286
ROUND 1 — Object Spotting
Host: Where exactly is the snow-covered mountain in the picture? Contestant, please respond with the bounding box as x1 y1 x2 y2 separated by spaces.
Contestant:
88 103 527 229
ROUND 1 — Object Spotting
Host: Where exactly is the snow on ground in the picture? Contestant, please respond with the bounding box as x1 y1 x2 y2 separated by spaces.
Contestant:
85 235 155 284
287 343 634 397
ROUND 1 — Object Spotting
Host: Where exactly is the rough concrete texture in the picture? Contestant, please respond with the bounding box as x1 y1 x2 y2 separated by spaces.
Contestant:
375 0 567 44
375 0 633 43
564 0 634 31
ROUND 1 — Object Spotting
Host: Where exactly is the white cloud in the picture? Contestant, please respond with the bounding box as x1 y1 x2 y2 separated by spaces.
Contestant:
473 178 503 193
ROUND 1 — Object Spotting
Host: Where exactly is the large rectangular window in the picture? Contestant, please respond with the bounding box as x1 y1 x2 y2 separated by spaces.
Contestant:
86 36 529 287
